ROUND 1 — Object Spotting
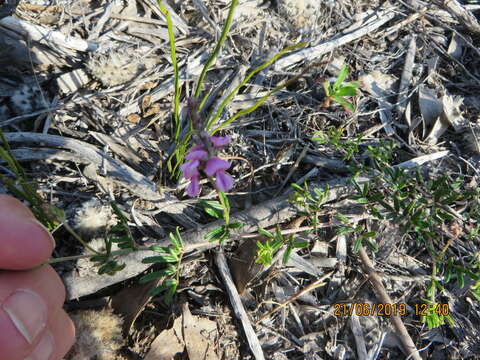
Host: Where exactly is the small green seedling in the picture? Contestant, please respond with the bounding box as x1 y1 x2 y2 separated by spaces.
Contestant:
256 227 308 266
140 227 185 303
322 64 360 112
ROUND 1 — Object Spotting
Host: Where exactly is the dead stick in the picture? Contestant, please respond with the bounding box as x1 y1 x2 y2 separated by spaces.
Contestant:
358 246 422 360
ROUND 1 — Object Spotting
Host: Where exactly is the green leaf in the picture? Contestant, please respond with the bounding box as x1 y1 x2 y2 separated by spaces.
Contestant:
353 237 363 253
362 232 376 238
150 245 171 253
352 196 370 204
334 86 357 97
336 226 355 235
205 207 222 218
173 226 184 248
274 227 283 242
157 1 180 141
343 81 361 88
293 241 309 248
142 255 178 264
194 0 239 98
201 200 224 211
139 268 175 283
271 239 283 251
323 81 332 97
98 261 126 276
332 96 355 112
205 225 225 242
258 227 274 238
228 222 243 229
333 64 349 90
364 238 378 252
457 270 465 288
283 245 293 265
335 213 350 223
290 183 304 192
256 240 267 250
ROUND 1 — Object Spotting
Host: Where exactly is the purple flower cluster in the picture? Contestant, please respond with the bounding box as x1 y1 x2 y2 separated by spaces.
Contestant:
180 135 234 197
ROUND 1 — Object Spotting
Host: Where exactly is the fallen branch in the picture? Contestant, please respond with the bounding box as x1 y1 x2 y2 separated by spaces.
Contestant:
216 250 265 360
0 16 97 52
358 246 422 360
274 8 395 70
63 175 363 299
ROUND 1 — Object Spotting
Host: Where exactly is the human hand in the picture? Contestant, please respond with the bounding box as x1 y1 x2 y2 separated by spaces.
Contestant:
0 195 75 360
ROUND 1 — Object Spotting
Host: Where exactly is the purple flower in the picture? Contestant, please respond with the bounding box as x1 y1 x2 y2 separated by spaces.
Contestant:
185 148 208 161
216 171 234 191
180 159 200 179
186 175 201 197
210 136 230 148
204 157 230 176
180 136 234 197
204 157 233 192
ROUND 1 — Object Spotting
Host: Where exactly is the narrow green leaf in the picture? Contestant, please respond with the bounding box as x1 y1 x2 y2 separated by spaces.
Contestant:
258 227 274 238
323 81 331 97
142 255 177 264
195 0 239 98
293 241 309 248
332 96 355 112
335 213 350 223
206 42 306 130
205 226 225 242
201 200 224 211
205 207 222 218
353 237 363 253
212 67 310 134
333 64 349 90
283 245 293 265
228 222 243 229
139 269 175 283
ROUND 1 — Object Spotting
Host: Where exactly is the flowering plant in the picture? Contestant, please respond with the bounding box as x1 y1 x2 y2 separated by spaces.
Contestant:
180 134 233 197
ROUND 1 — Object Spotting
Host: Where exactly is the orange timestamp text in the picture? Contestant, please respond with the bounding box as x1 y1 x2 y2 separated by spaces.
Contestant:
333 303 450 317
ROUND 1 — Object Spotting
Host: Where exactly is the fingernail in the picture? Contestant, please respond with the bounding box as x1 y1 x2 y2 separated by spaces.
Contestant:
30 219 56 248
2 289 48 344
25 330 54 360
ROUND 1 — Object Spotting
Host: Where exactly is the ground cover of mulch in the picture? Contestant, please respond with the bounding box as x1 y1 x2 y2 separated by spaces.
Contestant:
1 0 480 359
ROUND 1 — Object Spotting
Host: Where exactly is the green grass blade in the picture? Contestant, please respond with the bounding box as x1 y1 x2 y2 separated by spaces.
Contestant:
211 68 310 134
157 0 180 140
206 42 307 131
194 0 239 99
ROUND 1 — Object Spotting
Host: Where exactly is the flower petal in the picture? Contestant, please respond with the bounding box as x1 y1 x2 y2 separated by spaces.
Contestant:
216 171 234 192
180 160 199 179
204 157 230 176
185 149 208 161
190 145 205 152
186 176 201 197
210 136 230 148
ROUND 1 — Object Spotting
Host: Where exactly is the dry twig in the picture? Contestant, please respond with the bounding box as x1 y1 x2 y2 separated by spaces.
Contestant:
358 246 422 360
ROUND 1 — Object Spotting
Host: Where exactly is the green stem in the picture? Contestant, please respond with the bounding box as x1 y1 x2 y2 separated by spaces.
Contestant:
194 0 239 99
216 188 230 225
157 0 180 140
